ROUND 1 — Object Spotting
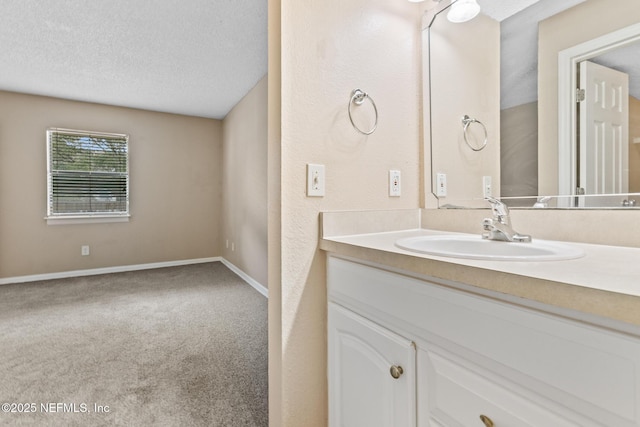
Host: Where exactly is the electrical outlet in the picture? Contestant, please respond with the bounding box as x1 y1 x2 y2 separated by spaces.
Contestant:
81 245 90 256
306 164 325 197
483 176 492 198
389 170 401 197
436 173 447 197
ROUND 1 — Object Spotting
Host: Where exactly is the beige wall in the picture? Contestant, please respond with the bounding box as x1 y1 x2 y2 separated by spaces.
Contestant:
538 0 640 194
221 76 268 287
428 11 500 207
0 91 222 279
270 0 423 425
501 102 538 197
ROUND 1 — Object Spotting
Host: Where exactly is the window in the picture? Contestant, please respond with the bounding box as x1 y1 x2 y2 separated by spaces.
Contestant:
46 128 129 222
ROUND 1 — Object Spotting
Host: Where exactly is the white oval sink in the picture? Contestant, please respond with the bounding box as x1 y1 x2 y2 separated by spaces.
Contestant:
395 235 585 261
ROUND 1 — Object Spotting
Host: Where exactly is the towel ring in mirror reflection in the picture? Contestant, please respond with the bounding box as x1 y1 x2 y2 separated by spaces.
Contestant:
348 89 378 135
462 115 488 151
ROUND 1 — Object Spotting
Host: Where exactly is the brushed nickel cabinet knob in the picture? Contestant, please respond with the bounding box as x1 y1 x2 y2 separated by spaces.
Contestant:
389 365 404 379
479 414 494 427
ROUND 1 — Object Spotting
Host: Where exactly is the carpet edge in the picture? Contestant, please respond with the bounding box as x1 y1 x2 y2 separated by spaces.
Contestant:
0 257 221 285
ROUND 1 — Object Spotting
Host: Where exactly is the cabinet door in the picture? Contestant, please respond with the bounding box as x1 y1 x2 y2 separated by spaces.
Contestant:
329 303 416 427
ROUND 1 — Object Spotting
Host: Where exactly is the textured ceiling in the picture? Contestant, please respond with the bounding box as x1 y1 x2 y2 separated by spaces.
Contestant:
498 0 587 109
0 0 267 119
590 40 640 100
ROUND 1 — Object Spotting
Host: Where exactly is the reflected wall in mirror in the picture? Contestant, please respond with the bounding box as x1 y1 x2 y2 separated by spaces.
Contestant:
426 0 640 208
426 3 500 208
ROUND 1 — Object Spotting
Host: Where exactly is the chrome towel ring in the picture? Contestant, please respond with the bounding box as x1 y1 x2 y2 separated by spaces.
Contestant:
348 89 378 135
462 115 488 151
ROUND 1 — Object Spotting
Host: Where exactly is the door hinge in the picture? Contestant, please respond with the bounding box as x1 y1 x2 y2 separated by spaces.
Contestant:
576 88 586 102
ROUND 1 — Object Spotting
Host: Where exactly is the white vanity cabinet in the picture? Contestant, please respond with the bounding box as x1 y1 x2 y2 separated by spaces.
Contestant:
328 303 416 427
327 255 640 427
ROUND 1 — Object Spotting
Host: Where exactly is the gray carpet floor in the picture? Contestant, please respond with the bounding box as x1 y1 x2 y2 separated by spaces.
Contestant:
0 262 268 426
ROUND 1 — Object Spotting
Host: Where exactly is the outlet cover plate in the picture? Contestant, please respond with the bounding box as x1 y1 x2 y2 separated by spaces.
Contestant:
389 170 401 197
436 173 447 197
483 176 492 198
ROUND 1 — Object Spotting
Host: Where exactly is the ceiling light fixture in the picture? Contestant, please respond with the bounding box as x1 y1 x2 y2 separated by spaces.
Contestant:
447 0 481 23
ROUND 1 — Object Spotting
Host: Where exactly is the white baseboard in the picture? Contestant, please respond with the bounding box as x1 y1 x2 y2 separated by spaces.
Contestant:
0 257 220 285
0 257 269 298
0 257 268 298
220 258 268 298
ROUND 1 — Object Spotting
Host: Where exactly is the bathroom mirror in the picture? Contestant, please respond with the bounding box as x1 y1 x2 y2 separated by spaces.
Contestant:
426 0 640 208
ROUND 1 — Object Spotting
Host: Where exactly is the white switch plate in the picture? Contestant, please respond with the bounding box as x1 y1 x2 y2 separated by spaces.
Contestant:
389 170 401 197
482 176 492 198
436 173 447 197
307 164 325 197
81 245 90 256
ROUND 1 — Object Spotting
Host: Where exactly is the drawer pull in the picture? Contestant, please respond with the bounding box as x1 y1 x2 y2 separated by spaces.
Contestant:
479 415 494 427
389 365 404 379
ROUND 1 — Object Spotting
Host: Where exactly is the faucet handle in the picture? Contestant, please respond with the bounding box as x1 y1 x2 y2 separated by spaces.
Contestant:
485 196 509 219
481 218 494 239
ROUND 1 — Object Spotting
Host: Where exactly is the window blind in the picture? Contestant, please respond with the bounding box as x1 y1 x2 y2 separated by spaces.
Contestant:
47 128 129 217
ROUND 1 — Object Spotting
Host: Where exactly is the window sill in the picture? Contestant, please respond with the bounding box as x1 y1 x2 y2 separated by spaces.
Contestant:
45 215 131 226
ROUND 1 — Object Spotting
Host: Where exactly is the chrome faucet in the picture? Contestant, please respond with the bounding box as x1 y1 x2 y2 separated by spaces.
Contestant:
482 197 531 243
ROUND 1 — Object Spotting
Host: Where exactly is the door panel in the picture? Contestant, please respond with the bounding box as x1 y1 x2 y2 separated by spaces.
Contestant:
579 60 629 204
328 303 416 427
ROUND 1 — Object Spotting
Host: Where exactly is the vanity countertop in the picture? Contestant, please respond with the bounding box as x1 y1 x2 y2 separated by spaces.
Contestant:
320 225 640 330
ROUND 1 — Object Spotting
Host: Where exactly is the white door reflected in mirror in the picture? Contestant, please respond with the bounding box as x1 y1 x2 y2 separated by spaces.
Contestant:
578 60 629 200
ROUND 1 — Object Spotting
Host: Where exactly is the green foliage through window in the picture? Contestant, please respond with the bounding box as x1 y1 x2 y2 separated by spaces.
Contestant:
47 129 129 217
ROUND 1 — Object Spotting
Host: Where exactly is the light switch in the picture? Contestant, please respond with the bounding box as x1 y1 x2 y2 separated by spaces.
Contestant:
307 164 325 197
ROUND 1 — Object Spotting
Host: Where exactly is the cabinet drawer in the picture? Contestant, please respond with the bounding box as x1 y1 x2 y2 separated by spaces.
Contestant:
418 346 581 427
328 256 640 426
